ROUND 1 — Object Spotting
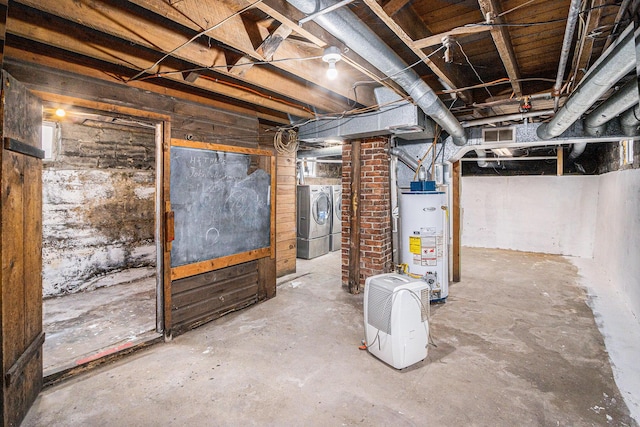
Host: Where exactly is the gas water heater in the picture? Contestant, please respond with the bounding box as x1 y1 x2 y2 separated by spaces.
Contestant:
398 191 449 301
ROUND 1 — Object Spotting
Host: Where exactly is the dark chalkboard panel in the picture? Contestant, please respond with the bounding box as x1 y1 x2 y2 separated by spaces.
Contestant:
170 145 271 268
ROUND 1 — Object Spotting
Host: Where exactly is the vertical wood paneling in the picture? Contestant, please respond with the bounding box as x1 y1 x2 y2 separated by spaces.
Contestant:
1 71 43 427
276 153 296 277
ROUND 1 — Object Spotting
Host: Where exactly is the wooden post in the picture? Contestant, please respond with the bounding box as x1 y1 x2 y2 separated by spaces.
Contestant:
348 140 362 294
452 161 461 282
162 120 173 340
557 147 564 176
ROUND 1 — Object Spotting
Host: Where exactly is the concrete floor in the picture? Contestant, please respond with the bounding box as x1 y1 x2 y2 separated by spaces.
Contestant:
42 267 159 376
24 248 637 426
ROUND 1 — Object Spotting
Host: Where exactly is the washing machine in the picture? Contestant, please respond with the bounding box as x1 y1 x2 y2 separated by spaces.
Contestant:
297 185 332 259
329 184 342 251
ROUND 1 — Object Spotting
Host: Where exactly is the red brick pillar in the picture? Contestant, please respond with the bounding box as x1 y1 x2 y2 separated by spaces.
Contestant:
341 136 393 291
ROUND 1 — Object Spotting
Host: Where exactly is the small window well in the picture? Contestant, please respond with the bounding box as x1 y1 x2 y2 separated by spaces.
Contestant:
41 121 57 161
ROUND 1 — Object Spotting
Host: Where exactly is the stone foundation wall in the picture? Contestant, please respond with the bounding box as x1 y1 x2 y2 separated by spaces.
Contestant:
42 120 156 297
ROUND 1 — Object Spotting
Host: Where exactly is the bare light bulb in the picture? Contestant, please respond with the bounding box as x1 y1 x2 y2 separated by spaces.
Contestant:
55 108 66 117
326 62 338 80
322 46 341 80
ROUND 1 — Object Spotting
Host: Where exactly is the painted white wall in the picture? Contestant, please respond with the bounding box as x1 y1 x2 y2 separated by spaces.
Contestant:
461 171 640 320
461 176 599 258
593 169 640 320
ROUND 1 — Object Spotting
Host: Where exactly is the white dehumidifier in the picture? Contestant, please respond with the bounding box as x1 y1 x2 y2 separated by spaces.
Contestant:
364 273 430 369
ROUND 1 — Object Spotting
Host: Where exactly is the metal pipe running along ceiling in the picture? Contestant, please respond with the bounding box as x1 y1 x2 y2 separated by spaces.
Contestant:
537 23 638 140
287 0 467 146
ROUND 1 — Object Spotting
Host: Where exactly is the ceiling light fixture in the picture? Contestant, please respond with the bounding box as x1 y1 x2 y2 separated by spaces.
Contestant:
55 108 66 118
322 46 341 80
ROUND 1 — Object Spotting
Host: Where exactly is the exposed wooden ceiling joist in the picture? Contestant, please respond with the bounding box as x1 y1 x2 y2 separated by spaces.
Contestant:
414 25 493 49
477 0 523 98
14 0 370 112
127 0 376 106
361 0 472 104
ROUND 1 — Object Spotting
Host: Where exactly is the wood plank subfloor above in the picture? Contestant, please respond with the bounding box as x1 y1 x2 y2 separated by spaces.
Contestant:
24 249 637 426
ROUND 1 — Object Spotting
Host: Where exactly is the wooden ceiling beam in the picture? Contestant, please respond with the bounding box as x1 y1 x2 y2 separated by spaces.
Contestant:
126 0 376 105
243 0 411 105
361 0 472 104
15 0 371 109
5 15 320 118
383 0 412 17
4 46 292 124
414 25 493 49
477 0 523 97
571 0 605 88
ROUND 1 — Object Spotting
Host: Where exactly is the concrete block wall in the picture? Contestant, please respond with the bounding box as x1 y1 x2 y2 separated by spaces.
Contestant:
341 137 393 289
42 121 156 297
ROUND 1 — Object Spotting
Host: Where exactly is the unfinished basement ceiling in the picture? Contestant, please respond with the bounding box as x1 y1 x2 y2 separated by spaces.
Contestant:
3 1 635 132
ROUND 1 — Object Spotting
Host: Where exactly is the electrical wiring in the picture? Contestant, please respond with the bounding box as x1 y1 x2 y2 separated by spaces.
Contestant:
497 0 541 18
273 128 299 155
456 41 492 99
127 0 264 82
378 45 446 83
199 74 315 116
134 55 325 81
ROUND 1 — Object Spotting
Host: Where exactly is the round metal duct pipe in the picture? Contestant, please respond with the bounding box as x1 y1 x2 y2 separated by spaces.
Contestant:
620 104 640 136
537 24 637 140
286 0 467 146
584 79 639 136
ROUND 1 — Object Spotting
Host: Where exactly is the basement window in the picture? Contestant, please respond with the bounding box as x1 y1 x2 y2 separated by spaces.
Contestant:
41 121 58 161
483 127 515 143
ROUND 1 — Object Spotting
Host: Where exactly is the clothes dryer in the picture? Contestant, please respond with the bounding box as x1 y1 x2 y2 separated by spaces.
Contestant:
297 185 331 259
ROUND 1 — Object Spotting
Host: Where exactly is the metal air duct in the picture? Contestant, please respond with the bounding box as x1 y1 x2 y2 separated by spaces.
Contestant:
297 146 343 158
389 147 420 171
552 0 582 111
286 0 467 145
584 79 639 136
620 104 640 136
537 24 637 140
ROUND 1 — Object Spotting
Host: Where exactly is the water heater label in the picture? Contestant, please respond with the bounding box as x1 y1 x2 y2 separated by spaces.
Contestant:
409 236 421 254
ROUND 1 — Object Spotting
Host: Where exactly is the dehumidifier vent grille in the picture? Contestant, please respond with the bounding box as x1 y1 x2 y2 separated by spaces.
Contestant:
367 285 393 335
420 288 429 322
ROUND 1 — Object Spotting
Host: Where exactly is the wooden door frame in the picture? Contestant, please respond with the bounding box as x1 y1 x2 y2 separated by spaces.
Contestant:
34 92 173 338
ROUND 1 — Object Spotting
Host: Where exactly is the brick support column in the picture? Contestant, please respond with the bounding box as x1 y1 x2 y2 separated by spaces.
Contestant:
341 136 393 292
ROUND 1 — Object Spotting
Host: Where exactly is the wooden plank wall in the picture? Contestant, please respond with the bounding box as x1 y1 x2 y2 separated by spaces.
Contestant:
1 71 43 427
276 152 296 277
259 124 296 278
171 261 259 334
